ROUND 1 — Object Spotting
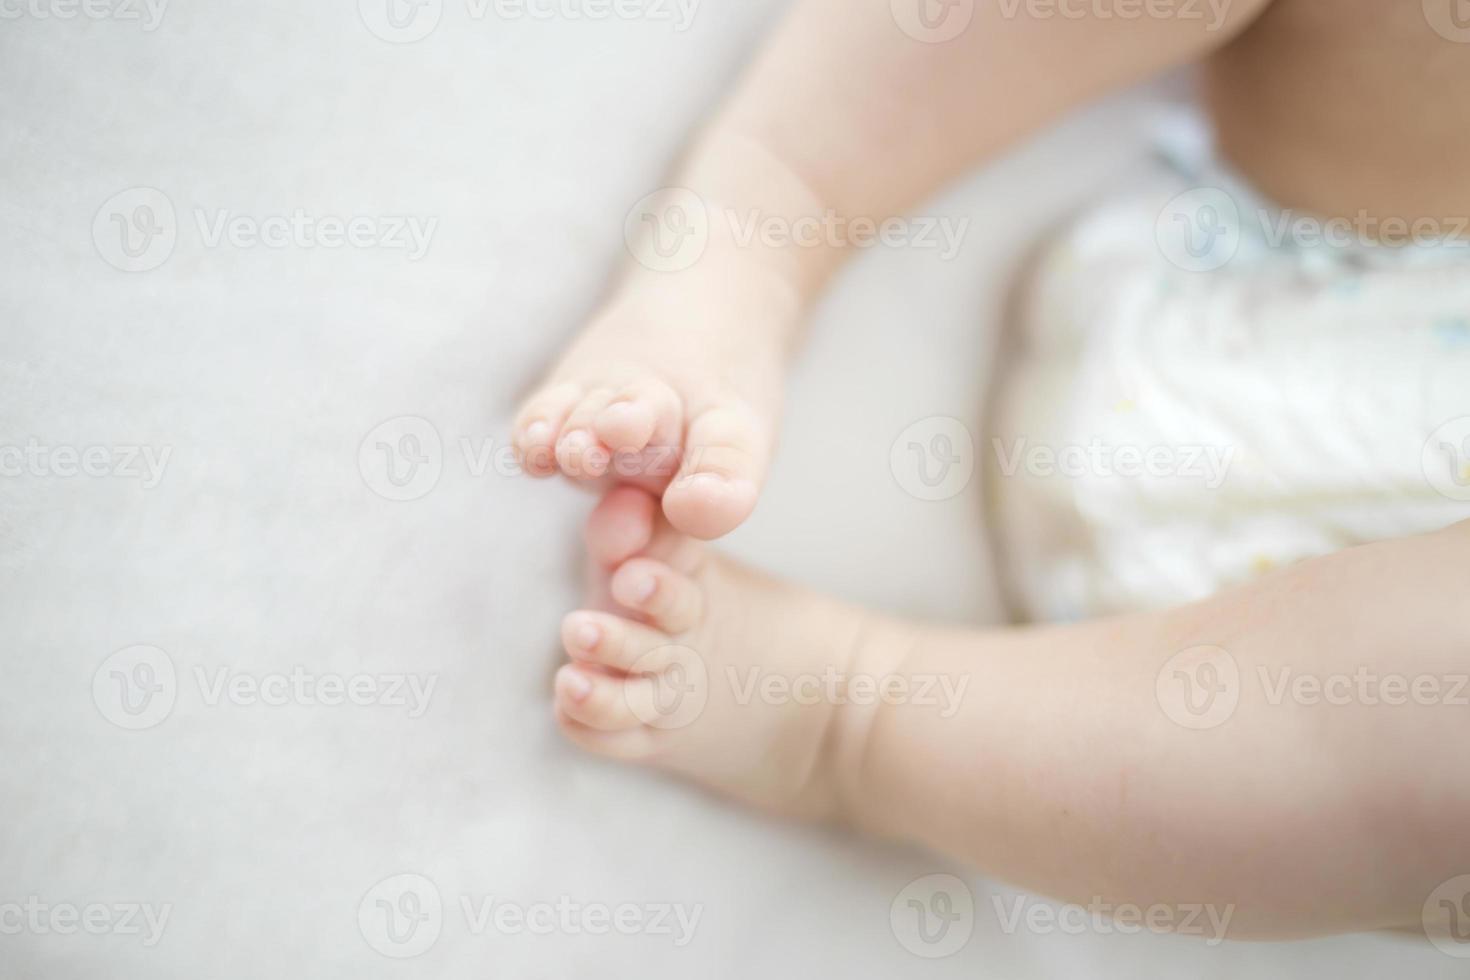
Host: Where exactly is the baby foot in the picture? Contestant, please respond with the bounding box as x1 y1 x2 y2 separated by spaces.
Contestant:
551 487 908 821
512 287 791 540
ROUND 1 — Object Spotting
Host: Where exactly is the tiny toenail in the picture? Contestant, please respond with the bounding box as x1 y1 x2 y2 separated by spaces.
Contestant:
632 575 657 603
525 421 551 443
576 622 601 651
681 472 725 490
562 669 592 702
561 429 589 448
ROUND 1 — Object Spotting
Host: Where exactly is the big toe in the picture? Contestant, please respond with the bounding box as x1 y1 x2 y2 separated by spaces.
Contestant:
661 406 767 540
662 475 759 540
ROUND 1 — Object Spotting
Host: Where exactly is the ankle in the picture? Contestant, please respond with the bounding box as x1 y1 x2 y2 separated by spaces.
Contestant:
822 609 924 831
683 118 844 302
612 235 806 347
613 121 834 343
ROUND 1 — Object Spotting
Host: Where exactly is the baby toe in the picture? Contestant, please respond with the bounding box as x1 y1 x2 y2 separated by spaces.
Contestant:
593 379 682 457
555 389 617 479
584 486 658 568
554 706 656 761
514 382 583 478
554 665 650 734
561 610 678 674
609 558 702 633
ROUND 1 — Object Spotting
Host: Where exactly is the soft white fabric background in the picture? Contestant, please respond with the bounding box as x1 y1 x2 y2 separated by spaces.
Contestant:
0 1 1458 976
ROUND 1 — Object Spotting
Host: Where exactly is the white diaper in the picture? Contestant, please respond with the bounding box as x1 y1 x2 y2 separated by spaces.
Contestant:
988 111 1470 622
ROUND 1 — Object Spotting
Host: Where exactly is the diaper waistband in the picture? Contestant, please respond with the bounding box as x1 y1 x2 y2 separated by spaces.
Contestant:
1151 107 1470 270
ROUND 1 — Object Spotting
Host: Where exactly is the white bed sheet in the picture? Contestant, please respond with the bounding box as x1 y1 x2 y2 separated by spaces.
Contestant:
0 2 1456 975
